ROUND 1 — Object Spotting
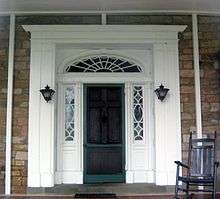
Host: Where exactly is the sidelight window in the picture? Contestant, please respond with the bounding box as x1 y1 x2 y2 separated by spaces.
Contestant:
65 86 75 141
133 85 144 141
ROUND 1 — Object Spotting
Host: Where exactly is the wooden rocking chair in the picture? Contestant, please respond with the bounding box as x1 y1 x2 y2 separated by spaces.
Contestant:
174 132 219 199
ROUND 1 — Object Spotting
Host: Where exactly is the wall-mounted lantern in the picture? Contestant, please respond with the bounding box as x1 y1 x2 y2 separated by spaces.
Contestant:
154 84 169 101
40 85 55 103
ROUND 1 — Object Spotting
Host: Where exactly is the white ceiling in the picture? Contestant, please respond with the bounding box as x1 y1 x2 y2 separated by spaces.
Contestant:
0 0 220 13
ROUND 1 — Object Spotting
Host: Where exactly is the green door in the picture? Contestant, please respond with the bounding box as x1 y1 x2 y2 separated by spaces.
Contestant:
84 84 125 183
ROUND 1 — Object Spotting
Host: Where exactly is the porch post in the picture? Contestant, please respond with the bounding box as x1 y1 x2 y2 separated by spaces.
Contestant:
192 14 202 138
5 13 15 195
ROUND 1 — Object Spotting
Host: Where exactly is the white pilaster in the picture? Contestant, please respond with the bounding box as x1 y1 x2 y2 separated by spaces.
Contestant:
28 41 56 187
75 82 83 184
153 42 181 185
39 42 56 187
125 82 133 183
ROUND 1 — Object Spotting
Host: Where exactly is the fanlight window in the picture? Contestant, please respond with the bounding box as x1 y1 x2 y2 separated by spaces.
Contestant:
66 55 142 73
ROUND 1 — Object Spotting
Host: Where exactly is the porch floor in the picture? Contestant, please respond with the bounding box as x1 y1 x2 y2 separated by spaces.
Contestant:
27 183 174 196
0 183 216 198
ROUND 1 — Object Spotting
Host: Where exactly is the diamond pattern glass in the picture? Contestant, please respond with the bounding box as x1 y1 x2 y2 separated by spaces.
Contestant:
133 86 144 141
65 87 75 141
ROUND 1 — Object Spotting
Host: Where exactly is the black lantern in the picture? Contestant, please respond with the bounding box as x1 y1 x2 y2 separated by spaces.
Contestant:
154 84 169 101
40 85 55 103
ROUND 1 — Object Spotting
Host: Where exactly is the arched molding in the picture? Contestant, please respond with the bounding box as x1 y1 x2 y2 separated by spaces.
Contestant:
57 49 145 74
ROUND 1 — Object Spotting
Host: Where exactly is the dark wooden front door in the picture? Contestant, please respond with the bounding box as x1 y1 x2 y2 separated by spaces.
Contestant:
84 85 125 183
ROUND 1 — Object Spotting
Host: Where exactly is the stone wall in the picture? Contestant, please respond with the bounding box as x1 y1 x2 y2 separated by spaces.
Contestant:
198 16 220 175
0 16 9 193
1 14 219 193
11 21 30 194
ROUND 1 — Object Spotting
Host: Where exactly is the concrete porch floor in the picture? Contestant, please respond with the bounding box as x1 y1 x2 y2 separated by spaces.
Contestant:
0 183 217 198
27 183 174 196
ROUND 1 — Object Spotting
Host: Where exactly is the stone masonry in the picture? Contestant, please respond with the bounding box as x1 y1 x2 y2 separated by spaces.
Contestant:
198 15 220 176
0 14 219 193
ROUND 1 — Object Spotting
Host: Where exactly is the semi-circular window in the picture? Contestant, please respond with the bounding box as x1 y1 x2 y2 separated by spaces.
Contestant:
66 55 143 73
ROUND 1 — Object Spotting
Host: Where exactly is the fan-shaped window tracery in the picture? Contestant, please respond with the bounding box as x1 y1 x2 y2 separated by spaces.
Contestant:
66 55 142 73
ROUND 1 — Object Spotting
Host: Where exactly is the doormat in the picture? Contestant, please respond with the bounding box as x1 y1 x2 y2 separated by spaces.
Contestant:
74 193 117 198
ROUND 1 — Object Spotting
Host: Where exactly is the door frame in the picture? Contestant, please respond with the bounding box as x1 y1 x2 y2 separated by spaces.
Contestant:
83 84 125 183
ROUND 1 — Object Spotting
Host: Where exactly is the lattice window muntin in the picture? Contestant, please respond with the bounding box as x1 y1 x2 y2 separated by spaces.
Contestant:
65 87 75 141
133 85 144 141
66 55 142 73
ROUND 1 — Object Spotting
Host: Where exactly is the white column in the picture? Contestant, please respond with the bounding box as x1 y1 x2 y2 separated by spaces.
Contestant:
153 42 182 185
5 13 15 195
192 14 202 138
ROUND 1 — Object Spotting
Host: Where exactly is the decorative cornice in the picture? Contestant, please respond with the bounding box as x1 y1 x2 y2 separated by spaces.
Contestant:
22 25 187 42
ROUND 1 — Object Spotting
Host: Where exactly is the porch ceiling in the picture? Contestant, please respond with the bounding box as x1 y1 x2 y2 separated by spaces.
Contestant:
0 0 220 13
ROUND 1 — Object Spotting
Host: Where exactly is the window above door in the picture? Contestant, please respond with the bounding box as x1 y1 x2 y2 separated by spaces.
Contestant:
66 54 143 73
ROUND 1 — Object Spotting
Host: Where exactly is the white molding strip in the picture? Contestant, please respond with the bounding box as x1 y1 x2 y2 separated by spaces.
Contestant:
101 13 107 25
22 25 186 33
5 13 15 195
192 14 202 138
0 10 220 16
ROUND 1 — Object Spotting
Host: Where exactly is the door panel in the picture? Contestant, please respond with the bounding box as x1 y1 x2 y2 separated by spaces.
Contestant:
87 147 122 174
84 85 125 183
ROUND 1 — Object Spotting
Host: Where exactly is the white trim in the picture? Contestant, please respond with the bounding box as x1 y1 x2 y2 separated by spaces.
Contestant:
192 14 202 138
1 10 220 15
153 42 182 185
22 25 186 45
23 24 186 34
57 49 147 74
5 13 15 195
101 13 107 25
57 74 151 84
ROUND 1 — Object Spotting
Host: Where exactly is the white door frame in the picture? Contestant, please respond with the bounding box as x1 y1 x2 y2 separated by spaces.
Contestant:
55 47 154 184
23 25 186 187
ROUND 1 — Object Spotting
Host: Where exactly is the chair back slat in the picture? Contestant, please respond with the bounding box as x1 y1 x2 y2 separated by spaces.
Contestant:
188 132 216 178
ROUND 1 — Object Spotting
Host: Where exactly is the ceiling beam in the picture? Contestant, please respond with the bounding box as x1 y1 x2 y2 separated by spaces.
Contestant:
0 10 220 16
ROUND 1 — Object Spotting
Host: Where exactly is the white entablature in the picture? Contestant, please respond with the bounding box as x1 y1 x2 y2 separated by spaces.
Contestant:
23 25 186 42
23 24 186 187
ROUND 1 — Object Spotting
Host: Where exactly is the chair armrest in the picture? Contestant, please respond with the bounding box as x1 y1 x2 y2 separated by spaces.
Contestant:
174 161 189 169
214 161 219 167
